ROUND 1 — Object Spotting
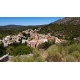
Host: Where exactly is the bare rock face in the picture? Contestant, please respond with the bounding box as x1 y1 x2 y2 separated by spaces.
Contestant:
0 54 9 62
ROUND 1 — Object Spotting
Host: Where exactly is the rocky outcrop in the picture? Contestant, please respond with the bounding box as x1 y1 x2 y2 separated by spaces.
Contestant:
0 54 9 62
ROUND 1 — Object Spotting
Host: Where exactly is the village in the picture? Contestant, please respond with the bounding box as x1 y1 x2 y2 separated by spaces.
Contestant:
0 28 65 48
0 17 80 62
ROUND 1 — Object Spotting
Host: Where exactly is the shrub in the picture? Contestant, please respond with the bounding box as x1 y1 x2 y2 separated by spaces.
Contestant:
10 49 45 62
10 55 45 62
32 49 45 62
10 55 34 62
0 44 6 57
10 45 33 56
62 55 76 62
6 46 14 54
61 40 75 46
9 56 20 62
23 56 34 62
47 45 61 61
71 51 80 58
9 41 80 62
38 41 54 49
34 56 45 62
33 49 41 58
65 43 80 54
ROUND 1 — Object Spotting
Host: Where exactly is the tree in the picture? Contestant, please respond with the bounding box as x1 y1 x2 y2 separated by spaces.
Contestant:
38 41 54 49
6 46 14 54
11 45 33 56
22 33 30 39
0 44 6 57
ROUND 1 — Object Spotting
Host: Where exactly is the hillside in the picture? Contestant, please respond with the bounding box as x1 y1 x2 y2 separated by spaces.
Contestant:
53 17 80 25
0 18 80 62
39 17 80 40
0 25 39 39
0 17 80 40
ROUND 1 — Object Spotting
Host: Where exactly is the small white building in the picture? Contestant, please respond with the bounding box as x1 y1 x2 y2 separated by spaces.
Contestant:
2 40 8 47
22 39 28 44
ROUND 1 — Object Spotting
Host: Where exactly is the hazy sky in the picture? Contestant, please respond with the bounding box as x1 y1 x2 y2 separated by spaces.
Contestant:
0 17 63 26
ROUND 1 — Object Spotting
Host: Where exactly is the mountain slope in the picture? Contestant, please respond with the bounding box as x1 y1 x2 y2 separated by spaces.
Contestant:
39 17 80 40
53 17 80 25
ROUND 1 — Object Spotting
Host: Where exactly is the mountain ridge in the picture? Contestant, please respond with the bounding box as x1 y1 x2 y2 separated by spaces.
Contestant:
52 17 80 25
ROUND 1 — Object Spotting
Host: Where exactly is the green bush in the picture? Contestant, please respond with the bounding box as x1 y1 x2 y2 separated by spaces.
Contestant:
6 46 14 54
32 49 45 62
62 55 76 62
9 49 45 62
71 51 80 58
38 41 54 49
8 45 33 56
8 41 80 62
0 44 6 57
65 43 80 54
47 45 61 61
10 56 21 62
46 43 80 62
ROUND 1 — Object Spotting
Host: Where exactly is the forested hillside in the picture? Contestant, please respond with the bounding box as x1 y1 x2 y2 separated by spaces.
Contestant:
39 17 80 40
0 25 38 39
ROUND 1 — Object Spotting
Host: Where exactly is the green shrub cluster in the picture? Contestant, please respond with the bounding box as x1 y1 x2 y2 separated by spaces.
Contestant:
10 49 45 62
1 39 80 62
38 41 54 49
46 42 80 62
47 45 62 61
6 44 33 56
0 44 6 57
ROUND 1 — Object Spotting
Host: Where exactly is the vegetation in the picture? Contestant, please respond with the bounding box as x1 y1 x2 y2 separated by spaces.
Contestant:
46 45 62 61
0 39 80 62
38 41 54 49
62 55 76 62
0 25 38 39
1 17 80 62
10 49 45 62
46 41 80 62
6 44 33 56
0 43 6 57
39 23 80 40
7 40 80 62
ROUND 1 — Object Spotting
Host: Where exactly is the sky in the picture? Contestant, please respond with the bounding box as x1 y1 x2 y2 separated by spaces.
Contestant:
0 17 63 26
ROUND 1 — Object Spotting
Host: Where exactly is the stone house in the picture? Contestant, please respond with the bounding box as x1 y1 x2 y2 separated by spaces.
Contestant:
27 39 38 48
